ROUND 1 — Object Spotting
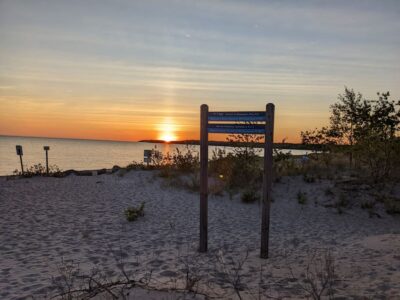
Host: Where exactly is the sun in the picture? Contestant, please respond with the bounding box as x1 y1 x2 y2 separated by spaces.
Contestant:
160 133 176 142
158 122 177 142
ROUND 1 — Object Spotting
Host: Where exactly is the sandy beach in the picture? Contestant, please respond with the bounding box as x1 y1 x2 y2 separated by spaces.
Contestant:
1 171 399 299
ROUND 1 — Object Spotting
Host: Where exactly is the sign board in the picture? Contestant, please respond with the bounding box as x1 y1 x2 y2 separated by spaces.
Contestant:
44 146 50 151
199 104 275 259
208 111 266 122
208 124 265 134
144 150 152 158
144 150 152 163
16 145 23 156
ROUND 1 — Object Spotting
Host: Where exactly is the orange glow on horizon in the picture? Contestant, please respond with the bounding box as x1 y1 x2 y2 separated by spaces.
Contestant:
157 119 178 142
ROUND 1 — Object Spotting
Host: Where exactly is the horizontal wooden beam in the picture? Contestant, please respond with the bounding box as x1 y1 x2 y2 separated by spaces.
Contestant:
208 111 266 122
208 124 265 134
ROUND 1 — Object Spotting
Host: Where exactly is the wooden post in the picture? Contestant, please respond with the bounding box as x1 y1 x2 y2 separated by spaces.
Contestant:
46 150 49 174
16 145 24 174
260 103 275 259
199 104 209 252
19 155 24 174
44 146 50 175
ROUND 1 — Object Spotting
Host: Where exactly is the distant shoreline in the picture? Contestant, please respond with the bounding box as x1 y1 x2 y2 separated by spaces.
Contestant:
2 135 321 150
139 139 323 151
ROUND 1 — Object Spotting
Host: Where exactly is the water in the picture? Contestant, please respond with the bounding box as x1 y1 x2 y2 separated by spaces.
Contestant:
0 136 309 176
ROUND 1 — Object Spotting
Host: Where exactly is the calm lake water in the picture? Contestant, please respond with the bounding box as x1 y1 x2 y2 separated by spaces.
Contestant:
0 136 309 176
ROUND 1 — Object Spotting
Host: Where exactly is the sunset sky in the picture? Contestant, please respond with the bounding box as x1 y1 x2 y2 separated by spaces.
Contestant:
0 0 399 143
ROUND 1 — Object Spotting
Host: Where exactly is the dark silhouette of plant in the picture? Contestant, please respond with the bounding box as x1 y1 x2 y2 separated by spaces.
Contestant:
301 88 399 181
13 163 63 177
289 249 336 300
124 202 145 222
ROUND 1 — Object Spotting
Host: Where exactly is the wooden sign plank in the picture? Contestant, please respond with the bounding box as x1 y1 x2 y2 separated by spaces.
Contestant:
208 124 265 134
208 111 266 122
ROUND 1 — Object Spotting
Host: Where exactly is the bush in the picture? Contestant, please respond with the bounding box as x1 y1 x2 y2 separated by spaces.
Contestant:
209 147 262 192
152 146 199 173
297 191 307 205
13 163 63 177
376 195 400 214
241 189 260 203
324 187 334 196
124 202 145 222
361 201 375 210
171 146 199 173
301 89 400 182
303 174 316 183
126 161 146 170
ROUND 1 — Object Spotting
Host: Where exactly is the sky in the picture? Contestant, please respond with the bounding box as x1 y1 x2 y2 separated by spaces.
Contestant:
0 0 399 143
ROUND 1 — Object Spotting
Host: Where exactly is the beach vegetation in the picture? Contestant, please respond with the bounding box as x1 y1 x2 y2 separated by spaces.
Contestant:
334 194 349 214
301 88 400 183
289 248 336 300
152 145 199 173
376 194 400 215
124 202 145 222
297 191 307 205
324 187 334 196
361 200 375 210
241 188 260 203
208 133 263 195
13 163 63 177
126 161 147 170
303 174 316 183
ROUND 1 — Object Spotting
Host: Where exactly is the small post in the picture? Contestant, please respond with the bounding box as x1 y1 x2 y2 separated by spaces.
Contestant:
44 146 50 175
16 145 24 174
199 104 209 252
260 103 275 259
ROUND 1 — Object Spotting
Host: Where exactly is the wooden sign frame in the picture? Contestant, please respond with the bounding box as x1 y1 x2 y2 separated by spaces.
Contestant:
199 103 275 259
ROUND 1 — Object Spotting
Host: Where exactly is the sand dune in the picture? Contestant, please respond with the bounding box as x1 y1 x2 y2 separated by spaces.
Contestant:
0 171 399 299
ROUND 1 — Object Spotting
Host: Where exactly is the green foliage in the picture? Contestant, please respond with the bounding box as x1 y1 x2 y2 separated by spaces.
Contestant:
301 88 400 182
241 189 260 203
171 147 199 172
150 145 199 174
124 202 145 222
209 144 262 192
297 191 307 205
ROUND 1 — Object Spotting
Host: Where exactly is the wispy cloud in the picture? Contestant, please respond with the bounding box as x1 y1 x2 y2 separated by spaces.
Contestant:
0 0 399 142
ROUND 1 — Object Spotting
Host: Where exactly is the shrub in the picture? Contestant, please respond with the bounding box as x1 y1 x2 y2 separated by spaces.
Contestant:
303 174 316 183
184 173 200 192
124 202 145 222
297 191 307 205
13 163 63 177
334 194 349 214
171 146 199 173
126 161 146 170
361 201 375 210
209 147 262 191
241 189 260 203
324 187 334 196
376 195 400 214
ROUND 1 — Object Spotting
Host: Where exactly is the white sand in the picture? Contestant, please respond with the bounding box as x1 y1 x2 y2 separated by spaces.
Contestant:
0 171 399 299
